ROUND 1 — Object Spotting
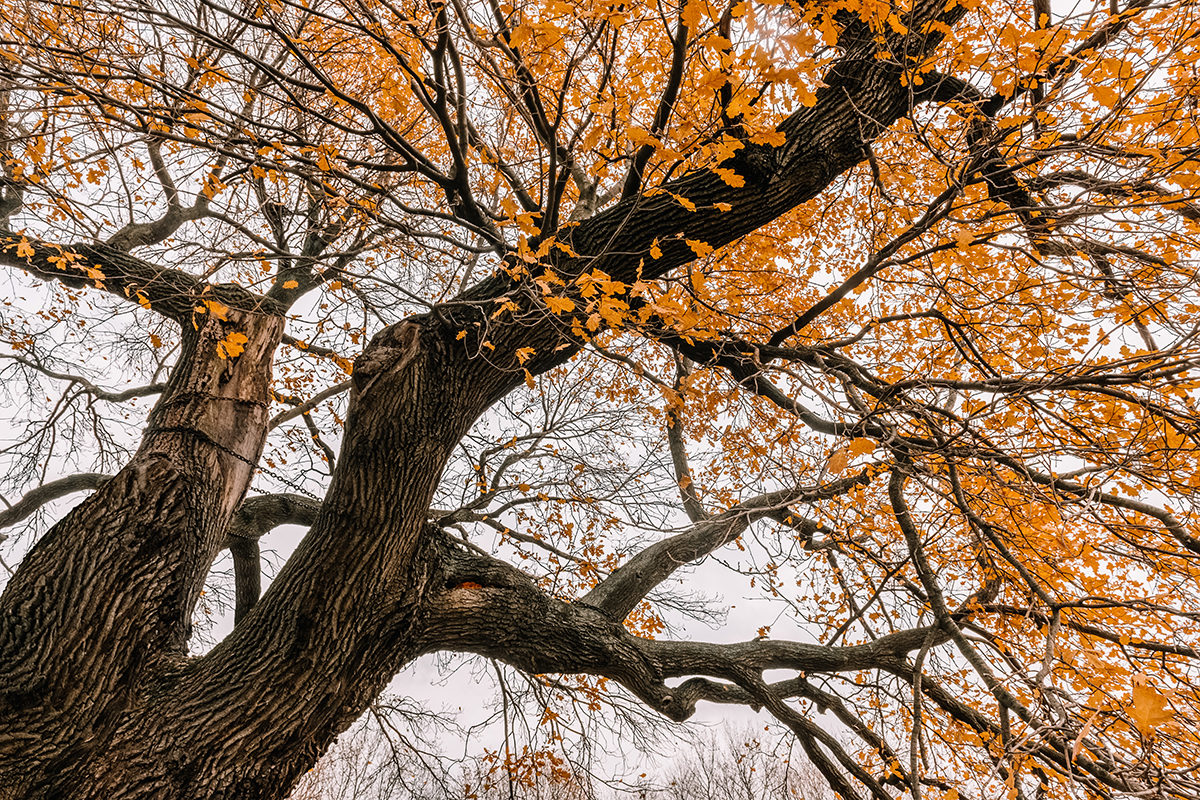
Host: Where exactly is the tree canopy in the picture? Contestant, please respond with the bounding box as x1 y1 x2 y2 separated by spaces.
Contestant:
1 0 1199 797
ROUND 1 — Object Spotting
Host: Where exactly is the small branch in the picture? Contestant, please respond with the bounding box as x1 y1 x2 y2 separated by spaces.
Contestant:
434 510 586 566
766 179 963 346
269 380 352 429
1 354 166 403
667 355 706 523
105 141 213 251
890 469 1039 727
621 7 689 200
301 412 337 469
279 334 345 359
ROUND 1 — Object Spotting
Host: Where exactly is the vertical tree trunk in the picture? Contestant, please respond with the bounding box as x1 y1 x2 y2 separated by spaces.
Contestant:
0 304 284 797
66 320 472 798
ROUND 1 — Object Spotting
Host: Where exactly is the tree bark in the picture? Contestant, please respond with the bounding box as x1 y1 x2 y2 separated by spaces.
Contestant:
0 302 284 798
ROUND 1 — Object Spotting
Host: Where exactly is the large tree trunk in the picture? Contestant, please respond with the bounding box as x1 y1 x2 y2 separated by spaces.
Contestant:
0 314 495 798
0 303 285 798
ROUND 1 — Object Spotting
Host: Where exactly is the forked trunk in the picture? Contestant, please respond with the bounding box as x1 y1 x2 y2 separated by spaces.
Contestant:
0 314 493 799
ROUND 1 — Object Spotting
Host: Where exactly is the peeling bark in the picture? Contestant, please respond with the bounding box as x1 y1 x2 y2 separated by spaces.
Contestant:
0 306 284 797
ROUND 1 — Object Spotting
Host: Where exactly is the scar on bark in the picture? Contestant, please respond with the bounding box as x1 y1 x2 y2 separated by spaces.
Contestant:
350 320 423 397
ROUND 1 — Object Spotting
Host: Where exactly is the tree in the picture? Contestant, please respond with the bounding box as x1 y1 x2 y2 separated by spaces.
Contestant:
0 0 1198 796
651 725 836 800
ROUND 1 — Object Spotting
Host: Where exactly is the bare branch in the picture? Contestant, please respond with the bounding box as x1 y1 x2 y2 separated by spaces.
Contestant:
0 472 111 530
269 380 352 430
1 354 166 403
583 475 866 620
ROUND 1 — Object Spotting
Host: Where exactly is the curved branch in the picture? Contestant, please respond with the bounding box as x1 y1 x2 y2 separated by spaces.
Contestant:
582 472 868 620
226 493 322 622
226 492 322 544
0 473 111 530
0 354 166 403
418 535 943 724
105 139 216 251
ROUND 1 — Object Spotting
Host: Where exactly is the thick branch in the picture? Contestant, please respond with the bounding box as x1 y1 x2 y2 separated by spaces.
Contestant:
452 0 969 399
419 536 943 722
225 493 322 622
582 474 866 620
229 537 262 627
0 473 111 530
644 625 946 682
0 232 276 321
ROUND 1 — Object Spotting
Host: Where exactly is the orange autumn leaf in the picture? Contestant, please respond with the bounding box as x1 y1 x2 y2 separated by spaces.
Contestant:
1130 679 1175 737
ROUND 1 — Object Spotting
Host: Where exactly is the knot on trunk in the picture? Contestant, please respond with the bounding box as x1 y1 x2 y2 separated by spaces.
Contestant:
352 320 424 396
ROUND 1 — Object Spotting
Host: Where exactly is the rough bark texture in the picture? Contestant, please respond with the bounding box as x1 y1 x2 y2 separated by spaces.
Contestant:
0 304 284 798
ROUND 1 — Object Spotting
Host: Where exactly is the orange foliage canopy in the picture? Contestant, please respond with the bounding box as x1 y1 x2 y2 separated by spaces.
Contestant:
1 0 1199 797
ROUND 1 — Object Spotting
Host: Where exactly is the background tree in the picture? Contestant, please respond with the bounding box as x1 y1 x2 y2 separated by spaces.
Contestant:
1 0 1199 798
286 713 830 800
